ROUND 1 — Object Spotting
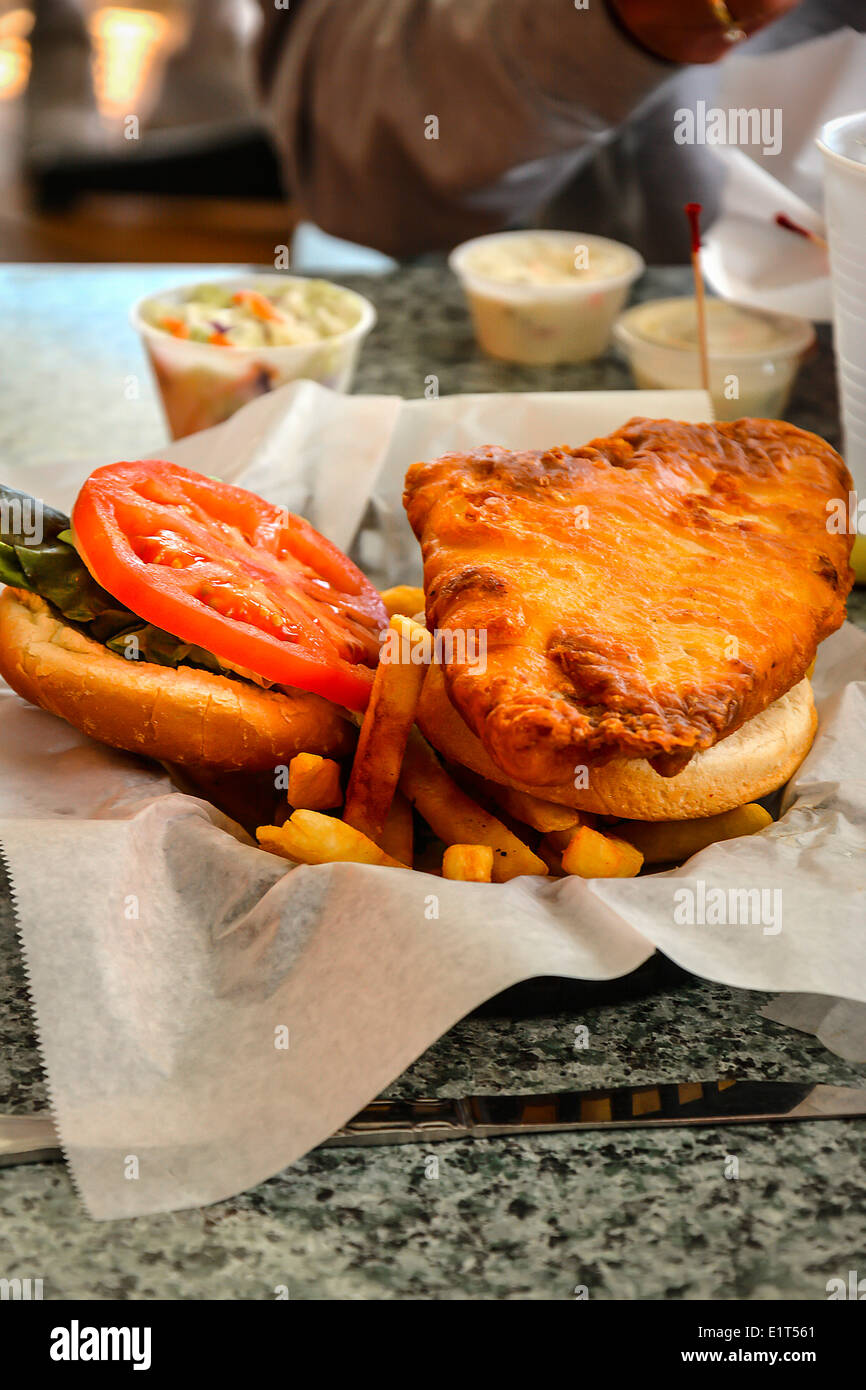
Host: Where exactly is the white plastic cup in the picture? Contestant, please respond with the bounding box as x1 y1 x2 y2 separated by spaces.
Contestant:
817 112 866 495
449 231 644 365
131 274 376 440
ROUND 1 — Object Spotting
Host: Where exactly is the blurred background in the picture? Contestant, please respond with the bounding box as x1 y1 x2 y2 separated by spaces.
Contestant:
0 0 291 261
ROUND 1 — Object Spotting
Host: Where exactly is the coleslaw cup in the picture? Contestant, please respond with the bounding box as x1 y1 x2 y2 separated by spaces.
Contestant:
131 274 376 439
449 230 645 365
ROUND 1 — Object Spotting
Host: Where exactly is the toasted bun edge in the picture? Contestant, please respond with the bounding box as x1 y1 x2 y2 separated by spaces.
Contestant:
0 588 355 772
417 662 817 820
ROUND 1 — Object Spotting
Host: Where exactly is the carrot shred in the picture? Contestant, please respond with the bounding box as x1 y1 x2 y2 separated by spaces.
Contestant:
231 289 284 323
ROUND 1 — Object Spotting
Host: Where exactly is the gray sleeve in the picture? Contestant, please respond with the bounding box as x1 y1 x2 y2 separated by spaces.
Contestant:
260 0 676 255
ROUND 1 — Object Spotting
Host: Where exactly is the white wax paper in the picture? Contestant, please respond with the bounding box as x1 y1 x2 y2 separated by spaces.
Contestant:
760 995 866 1064
2 382 865 1219
701 29 866 321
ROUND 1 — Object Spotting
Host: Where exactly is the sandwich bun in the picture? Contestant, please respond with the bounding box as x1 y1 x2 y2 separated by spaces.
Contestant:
417 662 817 821
0 589 355 773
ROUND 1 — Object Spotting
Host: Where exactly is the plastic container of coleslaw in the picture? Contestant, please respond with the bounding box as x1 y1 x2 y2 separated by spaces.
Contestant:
614 297 814 422
449 230 644 365
132 274 376 439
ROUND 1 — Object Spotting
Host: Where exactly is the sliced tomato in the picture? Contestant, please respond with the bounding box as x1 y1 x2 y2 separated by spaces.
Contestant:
72 460 386 710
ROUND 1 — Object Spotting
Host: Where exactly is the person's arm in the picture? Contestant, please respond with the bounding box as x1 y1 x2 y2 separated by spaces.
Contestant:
257 0 799 257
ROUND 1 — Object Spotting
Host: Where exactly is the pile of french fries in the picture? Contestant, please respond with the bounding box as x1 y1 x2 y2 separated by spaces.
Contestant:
256 589 773 883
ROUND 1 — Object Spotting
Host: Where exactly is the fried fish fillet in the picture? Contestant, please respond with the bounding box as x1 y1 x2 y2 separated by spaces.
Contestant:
403 418 853 787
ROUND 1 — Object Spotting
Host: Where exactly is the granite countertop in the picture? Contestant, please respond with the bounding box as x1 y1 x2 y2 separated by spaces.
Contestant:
0 263 863 1300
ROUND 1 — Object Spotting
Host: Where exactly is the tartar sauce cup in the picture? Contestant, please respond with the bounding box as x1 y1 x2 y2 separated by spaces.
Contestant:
131 273 376 440
614 297 815 421
449 230 645 366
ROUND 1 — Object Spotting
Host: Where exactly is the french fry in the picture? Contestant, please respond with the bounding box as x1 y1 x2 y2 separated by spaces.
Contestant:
561 824 644 878
343 615 431 842
613 803 772 865
257 811 407 868
399 728 546 883
484 782 582 834
287 753 342 810
418 664 592 820
380 790 414 867
545 821 590 855
448 764 583 838
442 844 494 882
380 585 426 620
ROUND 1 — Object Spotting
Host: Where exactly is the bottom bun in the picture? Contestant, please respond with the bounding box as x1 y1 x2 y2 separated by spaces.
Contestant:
0 588 355 773
417 662 817 821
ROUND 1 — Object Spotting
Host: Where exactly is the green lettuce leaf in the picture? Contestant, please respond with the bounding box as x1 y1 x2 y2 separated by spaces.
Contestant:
0 482 228 674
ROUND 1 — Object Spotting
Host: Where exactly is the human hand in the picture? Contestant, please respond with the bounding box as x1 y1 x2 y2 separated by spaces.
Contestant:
607 0 803 64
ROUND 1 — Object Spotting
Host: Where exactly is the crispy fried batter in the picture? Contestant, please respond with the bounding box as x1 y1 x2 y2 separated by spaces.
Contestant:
403 418 853 786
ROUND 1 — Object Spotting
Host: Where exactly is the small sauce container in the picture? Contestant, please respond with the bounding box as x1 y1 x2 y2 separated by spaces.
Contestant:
614 296 815 420
449 230 644 365
131 274 376 439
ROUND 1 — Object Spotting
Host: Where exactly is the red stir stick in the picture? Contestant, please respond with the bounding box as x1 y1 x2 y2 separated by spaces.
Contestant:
775 212 828 252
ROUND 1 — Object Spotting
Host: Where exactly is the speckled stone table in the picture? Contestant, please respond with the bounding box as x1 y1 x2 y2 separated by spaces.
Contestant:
1 264 864 1301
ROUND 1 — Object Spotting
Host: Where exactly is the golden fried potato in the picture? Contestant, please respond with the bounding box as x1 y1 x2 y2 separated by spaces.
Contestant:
614 803 772 865
560 825 643 878
257 811 407 868
287 753 342 810
483 782 582 834
379 585 426 620
343 615 430 843
380 790 414 867
442 844 494 882
399 729 546 883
